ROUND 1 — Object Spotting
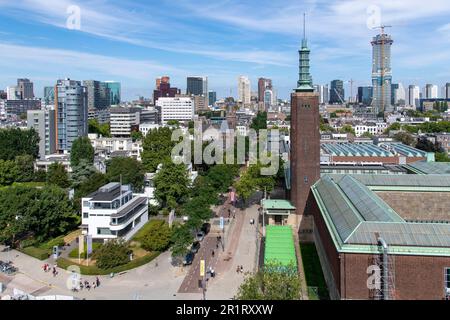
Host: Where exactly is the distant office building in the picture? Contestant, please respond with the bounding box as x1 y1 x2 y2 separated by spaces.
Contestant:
104 81 121 105
408 85 421 108
264 89 274 110
109 107 141 137
139 107 159 124
0 90 6 100
330 80 345 104
83 80 111 110
44 86 55 105
425 84 439 99
393 83 406 105
17 78 34 99
81 182 149 241
5 99 41 117
153 77 180 103
238 76 251 105
88 108 110 125
55 79 88 153
314 85 329 105
27 109 56 159
187 76 208 97
357 86 373 105
258 78 272 103
208 91 217 106
446 83 450 99
193 95 208 113
6 86 19 100
157 97 194 124
371 30 394 113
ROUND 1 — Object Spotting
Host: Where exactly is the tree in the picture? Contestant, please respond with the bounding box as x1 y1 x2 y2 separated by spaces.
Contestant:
141 220 172 252
131 130 144 142
73 172 109 213
88 119 111 137
235 262 300 300
70 159 99 190
234 163 276 204
394 132 416 147
415 136 441 153
14 155 35 183
47 163 70 189
0 160 19 186
170 224 193 258
70 137 94 167
106 157 145 192
339 125 355 135
436 152 450 162
142 127 175 172
0 186 77 244
93 239 132 269
250 112 268 131
361 132 374 139
0 128 39 160
154 162 190 209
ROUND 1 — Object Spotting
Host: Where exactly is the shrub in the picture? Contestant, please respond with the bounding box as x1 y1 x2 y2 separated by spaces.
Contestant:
92 239 132 269
20 246 50 260
141 220 172 252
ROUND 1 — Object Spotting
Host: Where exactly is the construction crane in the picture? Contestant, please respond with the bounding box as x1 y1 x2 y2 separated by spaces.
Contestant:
372 25 392 115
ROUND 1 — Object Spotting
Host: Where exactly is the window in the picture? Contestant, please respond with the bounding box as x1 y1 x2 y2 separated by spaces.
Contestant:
83 212 88 219
97 228 112 235
445 268 450 295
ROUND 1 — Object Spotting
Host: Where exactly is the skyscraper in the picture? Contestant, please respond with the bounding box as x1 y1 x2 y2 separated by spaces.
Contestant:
27 108 56 159
330 80 345 104
44 86 55 105
208 91 217 106
371 28 394 114
446 83 450 99
104 81 121 105
393 83 406 105
238 76 251 105
357 86 373 105
408 85 420 108
83 80 111 110
425 84 439 99
153 77 180 102
290 14 320 223
258 78 272 103
187 76 208 97
55 79 88 153
17 78 34 99
314 84 329 105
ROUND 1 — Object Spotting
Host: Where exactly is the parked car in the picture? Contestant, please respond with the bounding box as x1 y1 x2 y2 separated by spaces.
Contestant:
190 241 201 254
201 223 211 235
195 231 205 242
183 252 195 266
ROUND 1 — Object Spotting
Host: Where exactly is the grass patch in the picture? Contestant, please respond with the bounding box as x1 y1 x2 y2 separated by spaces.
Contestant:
20 246 50 260
68 243 102 258
57 251 160 275
299 243 329 300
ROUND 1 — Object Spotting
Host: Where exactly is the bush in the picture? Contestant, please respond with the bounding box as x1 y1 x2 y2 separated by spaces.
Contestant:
57 252 160 275
92 239 132 269
141 220 172 252
68 243 101 258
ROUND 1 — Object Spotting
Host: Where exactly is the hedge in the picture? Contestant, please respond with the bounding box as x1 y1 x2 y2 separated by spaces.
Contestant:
57 251 160 275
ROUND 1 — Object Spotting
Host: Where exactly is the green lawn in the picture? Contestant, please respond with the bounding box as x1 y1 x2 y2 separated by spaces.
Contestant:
19 235 66 261
299 243 329 300
68 243 102 258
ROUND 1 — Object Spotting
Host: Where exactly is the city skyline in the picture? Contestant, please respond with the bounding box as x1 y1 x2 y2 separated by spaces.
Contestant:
1 1 450 100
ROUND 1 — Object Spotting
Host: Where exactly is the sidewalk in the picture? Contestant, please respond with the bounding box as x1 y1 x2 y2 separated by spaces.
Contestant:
206 205 259 300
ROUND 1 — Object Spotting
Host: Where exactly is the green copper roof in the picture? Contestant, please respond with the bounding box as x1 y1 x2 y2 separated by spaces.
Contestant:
262 199 296 210
311 174 450 256
403 161 450 175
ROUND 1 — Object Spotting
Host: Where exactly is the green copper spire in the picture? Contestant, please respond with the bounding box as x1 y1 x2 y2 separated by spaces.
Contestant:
296 13 314 92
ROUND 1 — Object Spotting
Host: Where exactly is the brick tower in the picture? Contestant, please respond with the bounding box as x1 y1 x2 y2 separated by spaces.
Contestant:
290 14 320 226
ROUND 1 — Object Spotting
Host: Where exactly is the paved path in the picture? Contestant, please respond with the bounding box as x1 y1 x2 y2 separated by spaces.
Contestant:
0 248 186 300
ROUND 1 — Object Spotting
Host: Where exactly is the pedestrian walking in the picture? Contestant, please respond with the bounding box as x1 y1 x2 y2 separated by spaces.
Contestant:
240 265 244 273
212 250 215 257
92 281 97 289
96 276 100 287
236 266 240 274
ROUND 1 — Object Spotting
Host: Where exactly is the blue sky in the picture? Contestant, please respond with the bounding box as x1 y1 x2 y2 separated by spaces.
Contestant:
0 0 450 101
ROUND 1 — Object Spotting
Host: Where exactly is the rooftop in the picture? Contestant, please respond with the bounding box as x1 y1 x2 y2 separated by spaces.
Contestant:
312 174 450 255
264 226 297 268
403 161 450 175
262 199 296 211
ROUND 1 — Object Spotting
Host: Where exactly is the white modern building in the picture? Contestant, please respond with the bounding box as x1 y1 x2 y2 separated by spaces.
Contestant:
81 183 149 241
393 83 406 105
110 107 141 137
354 122 387 137
156 97 194 124
89 134 143 161
238 76 251 105
139 123 160 136
408 85 420 108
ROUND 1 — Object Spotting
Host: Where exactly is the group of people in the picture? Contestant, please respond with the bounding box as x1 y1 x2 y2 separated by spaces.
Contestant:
71 277 100 293
42 263 58 277
236 265 244 274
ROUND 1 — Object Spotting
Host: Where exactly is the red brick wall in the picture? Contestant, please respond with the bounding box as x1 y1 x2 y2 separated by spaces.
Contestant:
342 253 450 300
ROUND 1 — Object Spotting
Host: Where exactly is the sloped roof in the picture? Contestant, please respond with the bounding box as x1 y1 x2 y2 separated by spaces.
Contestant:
404 161 450 175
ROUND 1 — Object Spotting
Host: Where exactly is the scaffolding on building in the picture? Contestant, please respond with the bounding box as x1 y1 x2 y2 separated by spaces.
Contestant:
369 236 396 300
